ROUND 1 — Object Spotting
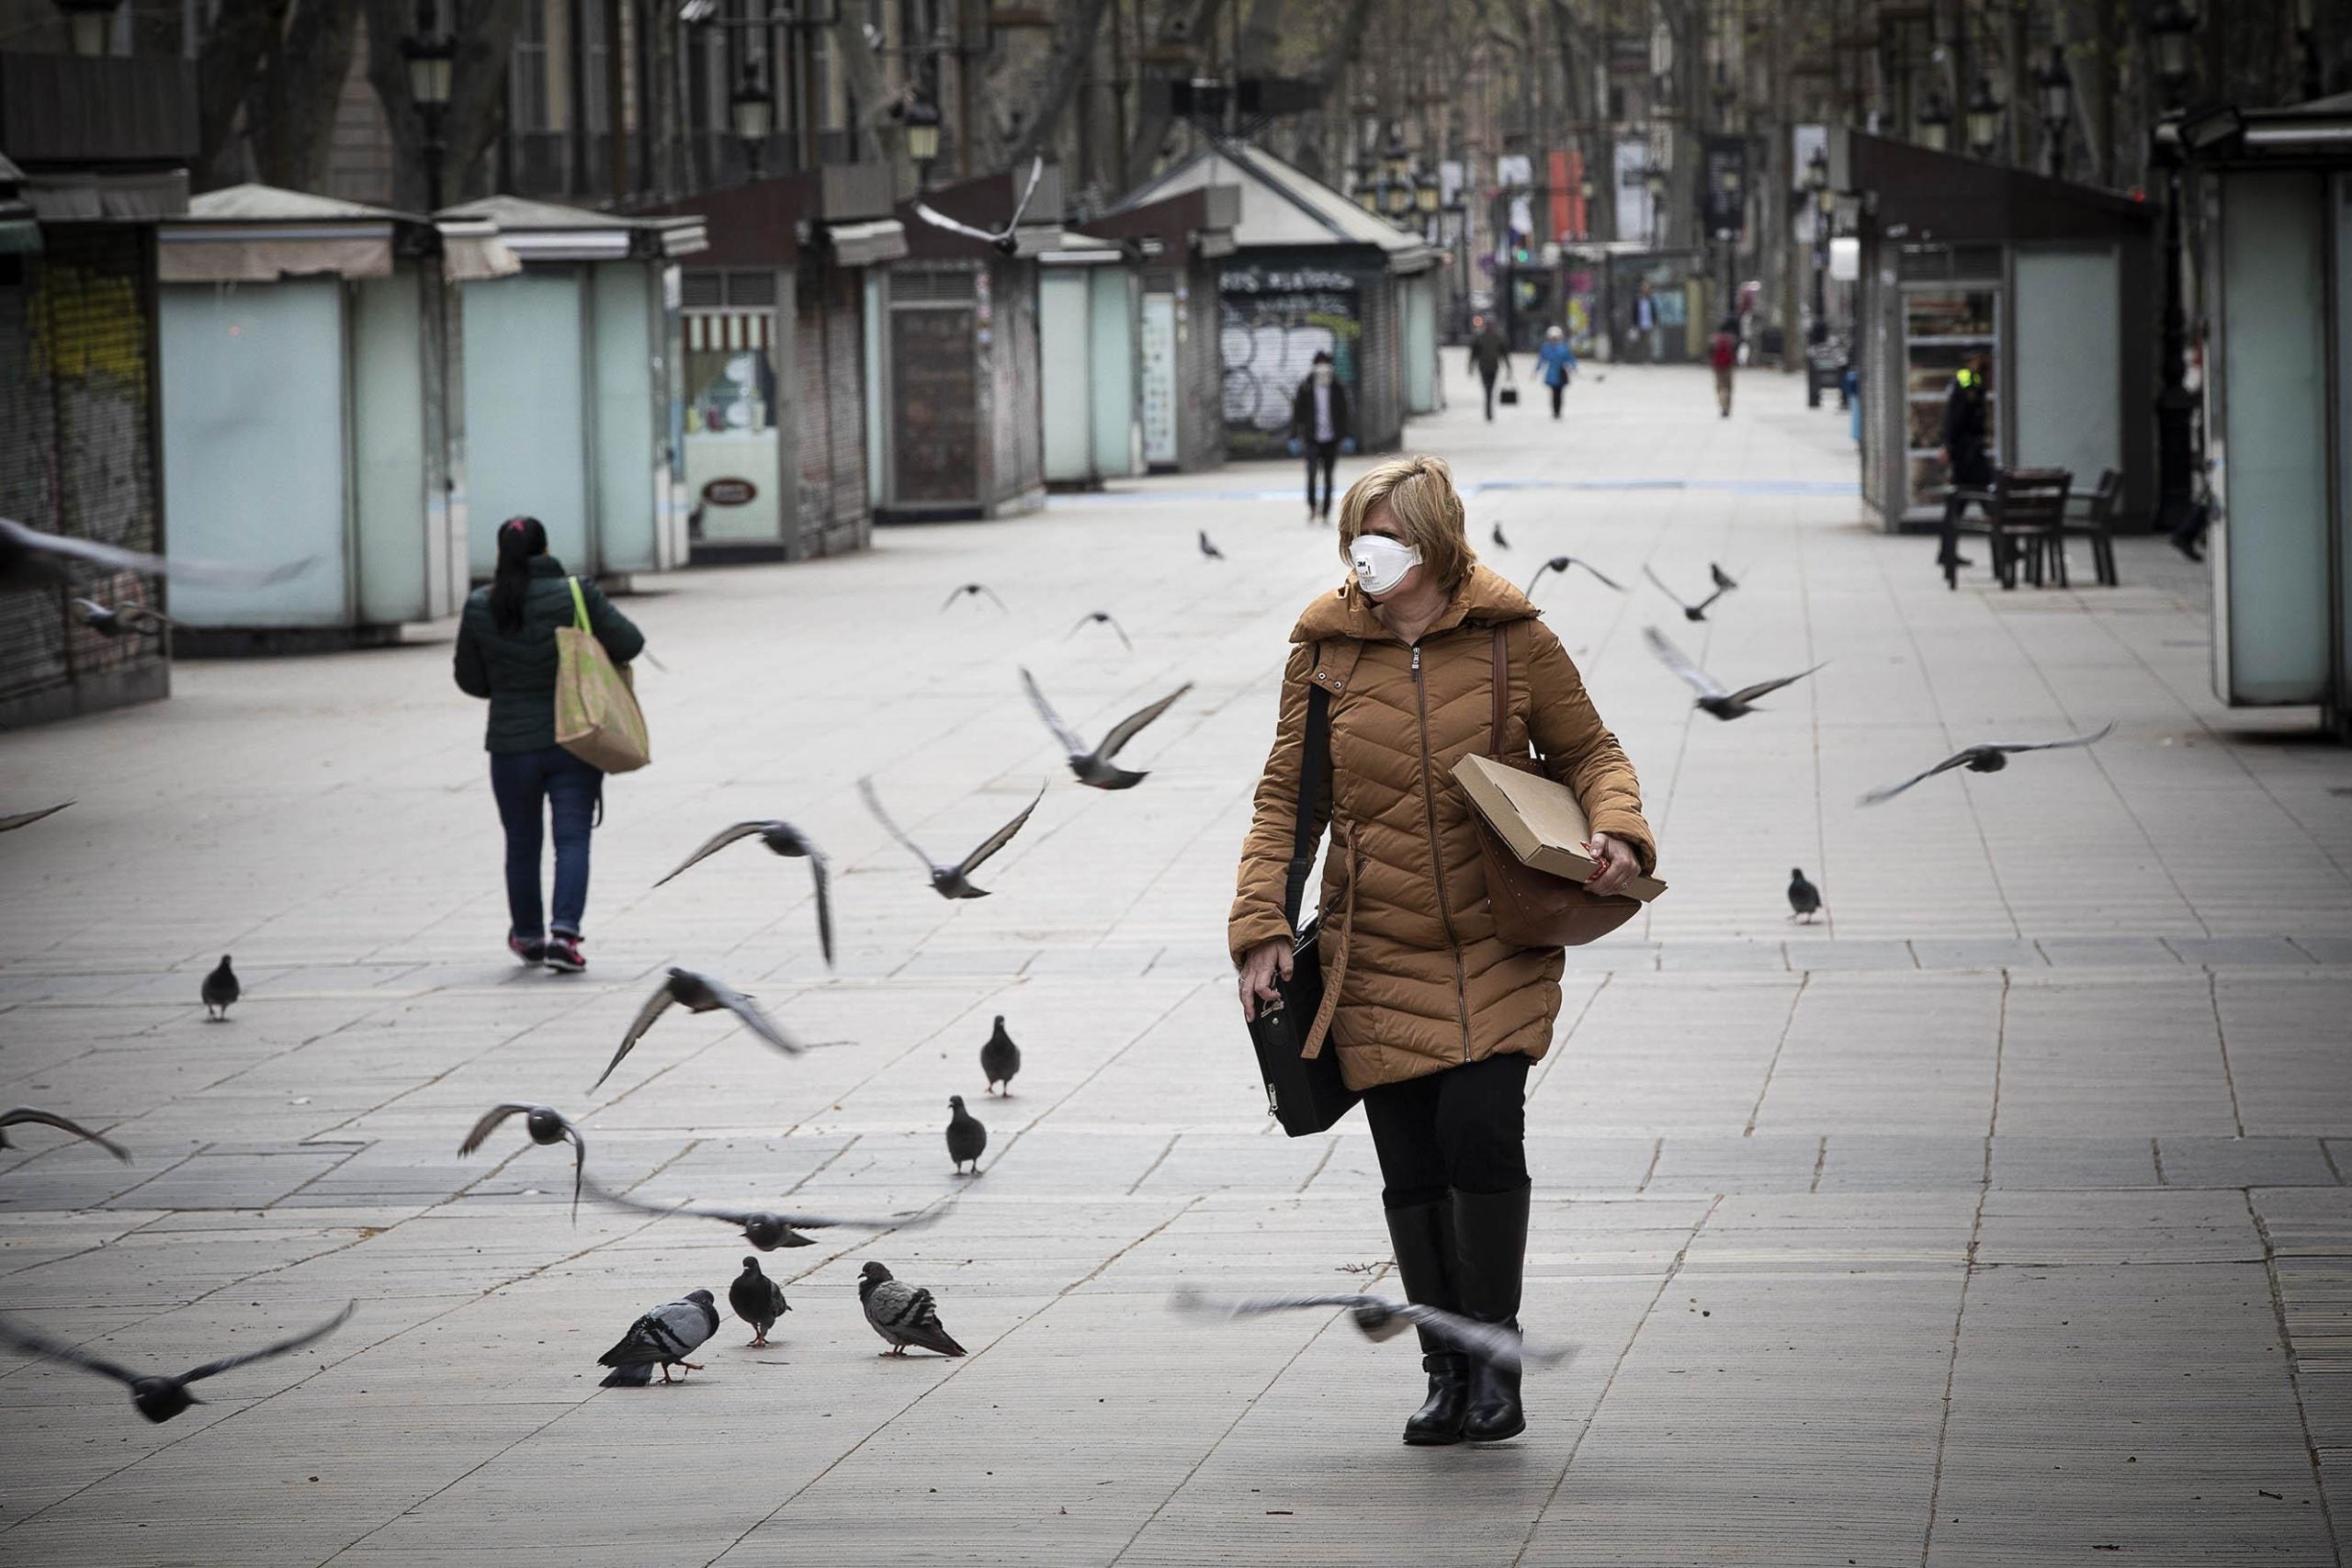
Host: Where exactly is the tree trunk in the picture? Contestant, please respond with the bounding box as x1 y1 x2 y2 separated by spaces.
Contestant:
829 3 910 194
197 0 293 189
1119 0 1229 189
363 0 527 211
1007 0 1119 167
246 0 362 194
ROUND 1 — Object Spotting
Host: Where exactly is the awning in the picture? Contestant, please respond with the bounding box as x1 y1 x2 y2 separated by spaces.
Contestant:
0 197 37 254
24 168 189 223
157 222 394 281
435 218 520 281
827 218 907 266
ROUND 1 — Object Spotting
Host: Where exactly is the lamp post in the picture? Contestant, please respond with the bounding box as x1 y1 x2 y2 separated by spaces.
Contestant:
2033 46 2073 179
729 63 776 180
900 96 942 186
1917 87 1951 153
401 0 457 210
2151 0 2199 534
1577 175 1595 242
1353 160 1380 215
1964 74 2001 160
1804 145 1831 341
1643 164 1666 248
53 0 118 56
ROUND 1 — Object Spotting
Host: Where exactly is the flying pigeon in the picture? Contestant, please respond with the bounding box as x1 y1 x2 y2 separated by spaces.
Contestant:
1489 523 1510 550
1524 555 1625 595
0 1302 354 1423
1787 868 1823 923
1643 562 1738 621
1169 1290 1570 1374
978 1015 1020 1096
1198 530 1224 560
857 776 1043 900
1 515 315 595
579 1175 943 1251
597 1290 718 1386
858 1262 967 1357
1860 724 2117 806
458 1104 587 1220
1020 669 1191 791
1067 611 1133 651
1643 626 1823 721
0 801 72 834
73 597 181 637
592 967 801 1089
652 819 833 966
945 1095 987 1175
729 1258 790 1347
200 956 239 1021
940 581 1008 613
0 1108 130 1163
910 156 1046 255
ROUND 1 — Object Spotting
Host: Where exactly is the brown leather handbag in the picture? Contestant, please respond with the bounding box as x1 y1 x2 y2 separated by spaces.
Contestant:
1472 625 1645 949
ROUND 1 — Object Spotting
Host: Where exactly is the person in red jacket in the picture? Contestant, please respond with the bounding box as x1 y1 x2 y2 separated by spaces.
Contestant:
1707 316 1738 417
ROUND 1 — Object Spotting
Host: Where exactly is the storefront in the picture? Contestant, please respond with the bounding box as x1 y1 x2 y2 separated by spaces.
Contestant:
1081 185 1238 473
1039 230 1143 490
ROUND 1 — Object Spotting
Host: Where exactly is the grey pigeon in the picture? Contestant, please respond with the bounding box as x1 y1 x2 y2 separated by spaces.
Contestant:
1 514 314 595
73 597 181 637
458 1103 587 1220
200 956 238 1021
1787 868 1823 923
729 1257 790 1347
910 155 1044 255
579 1174 943 1251
1169 1290 1570 1374
593 966 800 1089
940 581 1008 613
1197 530 1224 559
1643 562 1737 621
1524 555 1625 595
945 1095 987 1175
0 1302 353 1423
1860 724 2117 806
0 800 72 834
857 776 1043 899
1020 670 1192 791
0 1108 130 1162
1643 626 1823 721
597 1290 718 1386
1066 611 1133 651
858 1261 967 1357
1490 523 1510 549
978 1015 1020 1097
652 819 833 966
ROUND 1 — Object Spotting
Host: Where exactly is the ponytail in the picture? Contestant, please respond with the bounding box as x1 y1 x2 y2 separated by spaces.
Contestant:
490 516 547 634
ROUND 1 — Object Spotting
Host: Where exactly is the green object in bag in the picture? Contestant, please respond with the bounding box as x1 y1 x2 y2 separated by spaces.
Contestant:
555 577 650 773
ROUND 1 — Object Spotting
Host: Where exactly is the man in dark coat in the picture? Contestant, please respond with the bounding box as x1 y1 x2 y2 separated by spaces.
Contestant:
1466 316 1512 421
1290 351 1353 525
1936 353 1991 587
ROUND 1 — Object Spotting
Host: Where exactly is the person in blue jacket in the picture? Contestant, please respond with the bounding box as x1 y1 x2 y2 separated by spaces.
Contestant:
1534 325 1577 419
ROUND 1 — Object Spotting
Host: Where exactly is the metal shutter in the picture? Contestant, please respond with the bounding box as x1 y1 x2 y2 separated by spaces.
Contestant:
824 266 867 539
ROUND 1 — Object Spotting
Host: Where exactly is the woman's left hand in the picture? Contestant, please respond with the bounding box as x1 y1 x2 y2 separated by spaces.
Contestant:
1583 832 1641 897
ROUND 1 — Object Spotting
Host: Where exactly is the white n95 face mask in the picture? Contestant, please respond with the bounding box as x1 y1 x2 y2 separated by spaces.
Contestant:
1349 535 1422 596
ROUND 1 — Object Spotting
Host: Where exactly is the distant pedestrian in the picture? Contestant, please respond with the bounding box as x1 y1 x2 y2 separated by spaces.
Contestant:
1534 326 1577 419
1467 316 1512 421
1628 280 1658 363
1937 354 1993 588
1707 316 1738 417
1290 351 1353 525
454 516 644 973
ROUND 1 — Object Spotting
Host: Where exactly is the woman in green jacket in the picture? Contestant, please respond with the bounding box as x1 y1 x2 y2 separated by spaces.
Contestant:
453 516 644 973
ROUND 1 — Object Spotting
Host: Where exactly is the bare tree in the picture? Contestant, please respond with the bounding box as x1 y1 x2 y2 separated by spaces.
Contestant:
195 0 292 188
1119 0 1230 188
243 1 363 193
1008 0 1120 165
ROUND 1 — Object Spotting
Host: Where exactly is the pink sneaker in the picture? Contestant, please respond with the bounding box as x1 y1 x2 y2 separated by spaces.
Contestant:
508 933 545 965
544 934 585 973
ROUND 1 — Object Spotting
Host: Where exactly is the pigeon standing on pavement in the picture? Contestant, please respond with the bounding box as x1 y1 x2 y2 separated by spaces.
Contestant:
978 1016 1020 1097
1787 869 1823 923
458 1103 587 1219
1643 626 1824 721
1019 670 1192 790
1524 555 1626 595
857 776 1044 900
1490 523 1511 550
0 800 72 834
729 1258 790 1347
858 1262 967 1358
940 581 1008 613
597 1290 718 1385
200 956 238 1021
1859 725 2117 806
652 819 833 966
0 1302 353 1423
1643 562 1738 621
593 967 802 1089
1197 530 1224 560
0 1108 130 1162
945 1095 987 1175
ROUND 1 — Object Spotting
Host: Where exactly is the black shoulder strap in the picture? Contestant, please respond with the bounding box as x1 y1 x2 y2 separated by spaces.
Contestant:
1280 680 1331 931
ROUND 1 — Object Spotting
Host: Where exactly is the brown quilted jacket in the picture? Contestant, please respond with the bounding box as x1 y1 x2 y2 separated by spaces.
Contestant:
1229 565 1655 1092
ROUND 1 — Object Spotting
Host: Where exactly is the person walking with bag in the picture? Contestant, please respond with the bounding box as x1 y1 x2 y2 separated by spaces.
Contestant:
1467 317 1513 421
454 516 644 973
1707 316 1739 417
1534 325 1577 419
1289 351 1354 525
1229 456 1654 1447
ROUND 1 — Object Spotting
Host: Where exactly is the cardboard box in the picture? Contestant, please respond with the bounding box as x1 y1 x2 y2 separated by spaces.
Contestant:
1453 753 1668 902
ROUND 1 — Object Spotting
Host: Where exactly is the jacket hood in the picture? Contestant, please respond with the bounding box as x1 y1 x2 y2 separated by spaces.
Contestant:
1289 562 1539 644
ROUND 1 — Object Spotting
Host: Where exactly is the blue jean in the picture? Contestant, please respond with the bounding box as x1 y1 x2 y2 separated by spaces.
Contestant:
489 746 602 939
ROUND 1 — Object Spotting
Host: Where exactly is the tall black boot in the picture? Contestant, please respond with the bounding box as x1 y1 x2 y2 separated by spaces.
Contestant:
1453 1184 1531 1442
1385 1201 1467 1446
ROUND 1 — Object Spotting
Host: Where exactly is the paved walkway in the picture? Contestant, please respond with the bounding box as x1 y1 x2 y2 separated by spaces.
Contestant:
1 365 2347 1566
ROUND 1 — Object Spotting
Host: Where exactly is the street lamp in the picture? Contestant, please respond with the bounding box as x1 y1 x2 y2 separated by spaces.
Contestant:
1964 74 2001 160
2150 0 2197 104
1383 175 1413 220
1917 87 1951 152
1577 174 1595 240
1804 145 1832 346
1352 159 1379 214
401 0 457 210
1415 173 1440 216
900 96 942 173
1383 137 1411 186
2033 46 2073 178
53 0 118 56
729 63 776 179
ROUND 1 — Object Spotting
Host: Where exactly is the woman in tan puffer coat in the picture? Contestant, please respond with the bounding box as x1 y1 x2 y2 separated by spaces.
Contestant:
1231 454 1654 1448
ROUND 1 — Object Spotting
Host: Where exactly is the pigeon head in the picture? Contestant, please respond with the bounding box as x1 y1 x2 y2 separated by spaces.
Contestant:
860 1261 893 1284
1348 1303 1409 1342
741 1256 762 1273
1966 750 2008 773
524 1107 566 1144
992 1014 1004 1028
130 1377 198 1424
685 1290 716 1308
1791 867 1804 879
218 956 232 970
948 1095 966 1111
666 965 691 982
742 1213 807 1251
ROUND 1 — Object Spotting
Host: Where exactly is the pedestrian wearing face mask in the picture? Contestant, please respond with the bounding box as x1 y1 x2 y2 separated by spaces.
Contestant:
1289 351 1353 525
1229 455 1654 1449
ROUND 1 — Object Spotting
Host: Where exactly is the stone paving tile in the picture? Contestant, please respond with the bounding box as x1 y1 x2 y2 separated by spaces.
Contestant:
2166 934 2318 967
1782 937 1917 971
2158 1135 2340 1190
1989 1136 2162 1190
1909 937 2049 971
2036 936 2185 968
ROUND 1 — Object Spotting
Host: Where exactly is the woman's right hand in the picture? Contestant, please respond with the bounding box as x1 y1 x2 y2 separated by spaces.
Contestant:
1237 938 1294 1021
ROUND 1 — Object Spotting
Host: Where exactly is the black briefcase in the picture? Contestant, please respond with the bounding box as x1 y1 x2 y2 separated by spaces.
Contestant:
1498 385 1520 406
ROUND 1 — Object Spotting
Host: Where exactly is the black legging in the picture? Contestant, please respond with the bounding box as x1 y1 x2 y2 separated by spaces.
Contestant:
1548 382 1565 417
1363 1053 1532 1209
1304 439 1340 515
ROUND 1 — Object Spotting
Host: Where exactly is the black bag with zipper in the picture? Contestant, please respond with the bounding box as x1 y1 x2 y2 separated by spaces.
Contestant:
1247 678 1361 1136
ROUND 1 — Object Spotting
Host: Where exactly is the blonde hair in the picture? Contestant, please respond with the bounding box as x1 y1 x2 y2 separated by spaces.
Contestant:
1336 455 1476 591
